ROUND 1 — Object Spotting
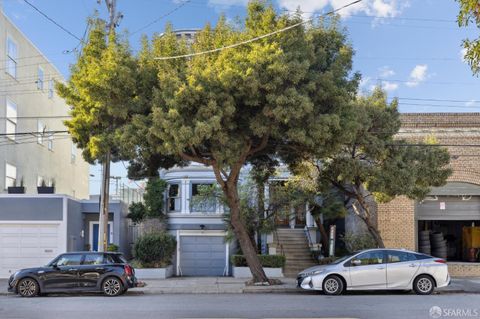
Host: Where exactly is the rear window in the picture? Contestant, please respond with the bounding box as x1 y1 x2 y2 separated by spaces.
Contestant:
414 253 432 260
105 253 127 264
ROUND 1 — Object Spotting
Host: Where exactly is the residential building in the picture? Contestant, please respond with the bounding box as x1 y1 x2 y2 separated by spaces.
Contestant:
0 194 130 278
0 10 89 198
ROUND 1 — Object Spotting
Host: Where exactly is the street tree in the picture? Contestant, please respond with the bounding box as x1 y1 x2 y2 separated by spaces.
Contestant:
312 89 452 247
457 0 480 75
124 2 358 283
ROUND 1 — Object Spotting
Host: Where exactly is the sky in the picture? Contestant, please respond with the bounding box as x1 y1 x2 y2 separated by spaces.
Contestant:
1 0 479 194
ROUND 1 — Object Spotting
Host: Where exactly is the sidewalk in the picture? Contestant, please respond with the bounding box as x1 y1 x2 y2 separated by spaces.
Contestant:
1 277 479 295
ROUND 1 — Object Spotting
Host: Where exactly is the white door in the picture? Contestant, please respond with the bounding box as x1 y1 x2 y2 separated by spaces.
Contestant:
0 223 61 278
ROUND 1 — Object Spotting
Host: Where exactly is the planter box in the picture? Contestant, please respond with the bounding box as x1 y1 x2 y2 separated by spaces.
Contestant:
7 186 25 194
37 186 55 194
134 265 174 279
232 266 283 278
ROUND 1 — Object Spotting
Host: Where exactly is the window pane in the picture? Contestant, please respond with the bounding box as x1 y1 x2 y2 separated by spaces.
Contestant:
83 254 104 265
191 183 216 213
388 251 415 263
37 121 44 144
7 39 17 78
48 79 54 98
354 251 385 265
6 120 16 140
6 163 16 180
6 99 17 121
37 67 44 90
56 254 83 266
48 134 53 150
167 184 180 211
6 177 15 188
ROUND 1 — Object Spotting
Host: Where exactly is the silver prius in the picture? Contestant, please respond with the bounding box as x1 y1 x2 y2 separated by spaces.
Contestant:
297 248 450 295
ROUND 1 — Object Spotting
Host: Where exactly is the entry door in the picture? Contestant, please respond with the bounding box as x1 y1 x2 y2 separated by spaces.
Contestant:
348 251 387 289
91 223 113 251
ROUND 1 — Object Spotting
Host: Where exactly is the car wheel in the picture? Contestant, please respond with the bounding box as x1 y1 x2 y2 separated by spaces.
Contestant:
17 278 39 297
413 275 435 295
102 277 123 297
322 275 344 295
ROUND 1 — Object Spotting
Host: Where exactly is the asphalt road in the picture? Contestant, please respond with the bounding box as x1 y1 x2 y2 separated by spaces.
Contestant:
1 292 479 319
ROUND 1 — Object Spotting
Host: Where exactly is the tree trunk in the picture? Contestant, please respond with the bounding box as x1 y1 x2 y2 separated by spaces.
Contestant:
224 181 270 283
351 198 385 249
314 216 329 255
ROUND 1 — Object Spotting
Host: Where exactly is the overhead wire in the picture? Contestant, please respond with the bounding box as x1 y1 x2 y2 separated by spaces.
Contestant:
153 0 363 60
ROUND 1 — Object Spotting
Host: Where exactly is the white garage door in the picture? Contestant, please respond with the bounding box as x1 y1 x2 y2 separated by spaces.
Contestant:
0 223 62 278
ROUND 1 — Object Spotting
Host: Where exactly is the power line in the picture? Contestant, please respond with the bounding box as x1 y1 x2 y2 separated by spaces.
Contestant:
398 103 479 109
0 130 68 137
22 0 84 42
130 0 191 36
153 0 363 60
396 97 480 104
376 78 479 86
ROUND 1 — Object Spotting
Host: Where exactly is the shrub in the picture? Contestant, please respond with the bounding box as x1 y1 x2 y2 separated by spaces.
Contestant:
340 231 377 253
107 244 119 252
230 255 286 268
133 231 176 268
127 202 147 223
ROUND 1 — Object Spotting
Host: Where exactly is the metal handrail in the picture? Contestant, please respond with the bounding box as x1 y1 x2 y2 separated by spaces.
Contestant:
272 227 285 256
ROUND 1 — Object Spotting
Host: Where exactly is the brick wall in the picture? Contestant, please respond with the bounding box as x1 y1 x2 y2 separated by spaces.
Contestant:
378 113 480 252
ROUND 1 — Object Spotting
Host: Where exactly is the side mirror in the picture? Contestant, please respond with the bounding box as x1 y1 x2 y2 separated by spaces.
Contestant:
351 259 362 266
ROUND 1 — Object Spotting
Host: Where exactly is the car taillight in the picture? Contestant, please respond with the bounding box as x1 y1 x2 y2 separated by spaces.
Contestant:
125 265 133 276
434 259 446 264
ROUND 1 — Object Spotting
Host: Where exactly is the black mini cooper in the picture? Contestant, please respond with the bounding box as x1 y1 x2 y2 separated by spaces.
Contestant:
8 252 137 297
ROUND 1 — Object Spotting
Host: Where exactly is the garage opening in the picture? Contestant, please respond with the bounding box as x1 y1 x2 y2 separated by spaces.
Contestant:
179 235 227 276
416 183 480 262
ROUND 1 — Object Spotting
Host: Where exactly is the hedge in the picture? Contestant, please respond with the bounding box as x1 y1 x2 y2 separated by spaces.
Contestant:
133 231 176 268
230 255 286 268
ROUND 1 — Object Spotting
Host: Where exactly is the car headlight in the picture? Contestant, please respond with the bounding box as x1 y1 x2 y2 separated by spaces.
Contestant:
302 269 325 277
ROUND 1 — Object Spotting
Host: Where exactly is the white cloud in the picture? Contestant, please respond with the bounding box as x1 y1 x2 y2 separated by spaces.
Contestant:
460 47 468 63
378 66 395 78
380 81 398 92
277 0 407 19
465 100 477 107
406 64 428 87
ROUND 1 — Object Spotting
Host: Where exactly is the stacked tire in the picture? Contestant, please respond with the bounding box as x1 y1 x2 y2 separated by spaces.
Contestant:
418 230 431 255
430 232 447 259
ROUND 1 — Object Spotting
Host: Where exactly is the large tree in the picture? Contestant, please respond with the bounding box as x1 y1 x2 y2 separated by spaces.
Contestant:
123 2 358 283
457 0 480 75
306 89 452 248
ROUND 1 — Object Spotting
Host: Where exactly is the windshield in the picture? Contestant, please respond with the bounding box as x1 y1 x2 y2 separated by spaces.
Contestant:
331 253 355 264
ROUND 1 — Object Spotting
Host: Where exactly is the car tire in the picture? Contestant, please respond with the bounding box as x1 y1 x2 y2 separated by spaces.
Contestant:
413 275 435 295
102 277 123 297
17 278 40 297
322 275 344 295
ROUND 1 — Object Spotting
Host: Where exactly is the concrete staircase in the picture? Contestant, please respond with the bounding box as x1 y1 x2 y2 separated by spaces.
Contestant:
275 228 317 278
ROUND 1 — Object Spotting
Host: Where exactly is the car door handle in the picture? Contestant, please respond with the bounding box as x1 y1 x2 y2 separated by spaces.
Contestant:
68 268 78 271
376 266 385 270
409 264 417 267
95 267 105 270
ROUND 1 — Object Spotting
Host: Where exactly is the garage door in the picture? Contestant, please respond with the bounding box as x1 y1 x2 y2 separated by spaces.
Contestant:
416 196 480 220
180 236 226 276
0 224 61 278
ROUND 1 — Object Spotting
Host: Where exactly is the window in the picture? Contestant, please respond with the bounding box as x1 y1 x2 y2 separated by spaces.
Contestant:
351 251 385 266
48 133 53 151
37 121 45 144
71 142 77 163
6 37 17 78
167 184 181 212
37 176 45 186
191 183 216 213
388 251 416 263
55 254 83 266
48 79 54 98
83 254 104 265
6 99 17 141
37 66 44 90
5 163 17 188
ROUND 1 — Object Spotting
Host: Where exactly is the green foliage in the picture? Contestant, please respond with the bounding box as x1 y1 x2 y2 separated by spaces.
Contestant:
230 254 286 268
144 177 167 218
107 244 119 252
127 202 147 223
56 17 137 163
133 231 176 268
457 0 480 75
340 232 376 253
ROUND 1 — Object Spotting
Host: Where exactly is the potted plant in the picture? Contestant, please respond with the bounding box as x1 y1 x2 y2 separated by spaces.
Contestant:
37 179 55 194
7 177 25 194
132 231 176 279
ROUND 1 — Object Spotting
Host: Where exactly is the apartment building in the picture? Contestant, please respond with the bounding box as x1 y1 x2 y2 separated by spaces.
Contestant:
0 10 89 198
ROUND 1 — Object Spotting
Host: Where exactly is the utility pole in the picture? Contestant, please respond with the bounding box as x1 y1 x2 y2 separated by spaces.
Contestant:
97 0 122 252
